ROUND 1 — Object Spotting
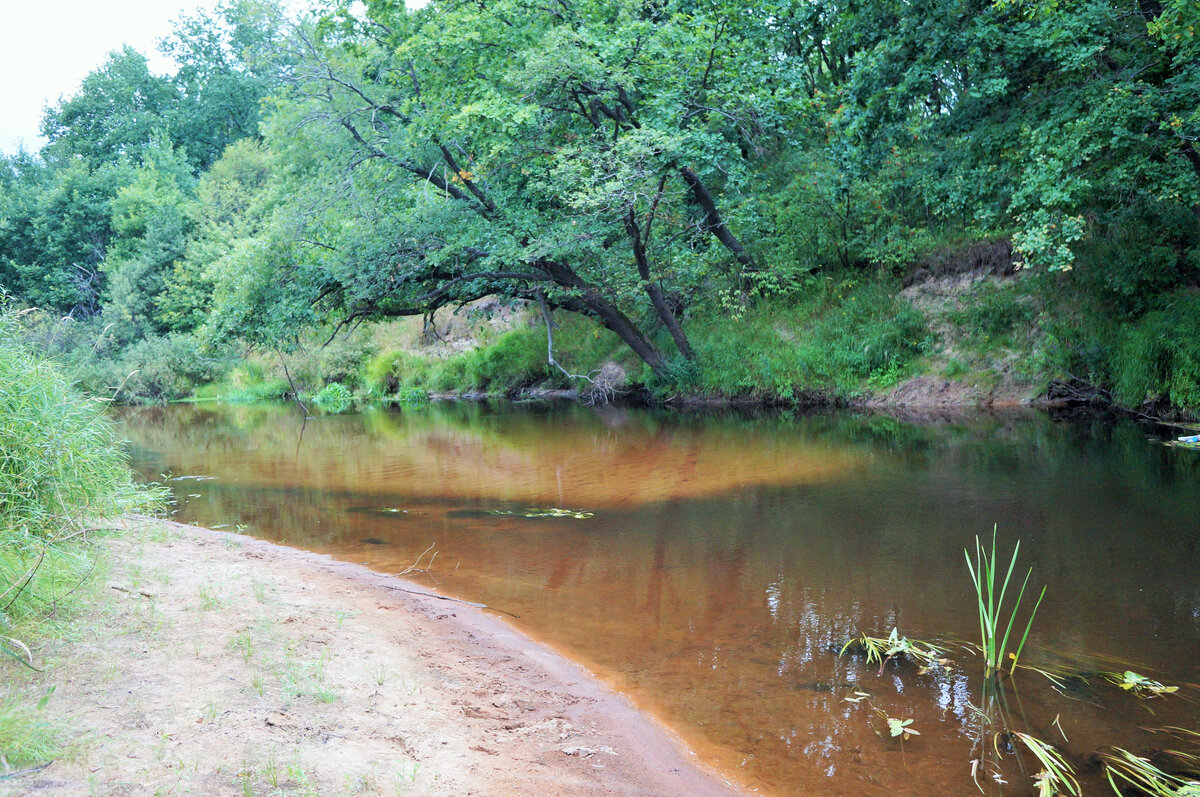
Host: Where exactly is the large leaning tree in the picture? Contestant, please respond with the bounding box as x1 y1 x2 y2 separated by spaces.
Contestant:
209 0 805 379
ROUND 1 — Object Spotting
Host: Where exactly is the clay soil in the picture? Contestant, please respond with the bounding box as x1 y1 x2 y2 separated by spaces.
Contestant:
9 519 741 796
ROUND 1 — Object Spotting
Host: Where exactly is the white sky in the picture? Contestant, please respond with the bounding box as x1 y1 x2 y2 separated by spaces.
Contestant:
0 0 221 156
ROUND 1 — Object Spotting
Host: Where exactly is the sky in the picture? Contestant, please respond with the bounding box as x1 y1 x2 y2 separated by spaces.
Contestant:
0 0 220 156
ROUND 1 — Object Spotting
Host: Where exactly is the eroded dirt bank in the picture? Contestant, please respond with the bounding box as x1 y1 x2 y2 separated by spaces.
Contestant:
13 519 742 796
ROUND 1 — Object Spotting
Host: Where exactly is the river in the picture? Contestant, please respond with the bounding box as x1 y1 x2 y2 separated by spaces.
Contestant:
116 401 1200 795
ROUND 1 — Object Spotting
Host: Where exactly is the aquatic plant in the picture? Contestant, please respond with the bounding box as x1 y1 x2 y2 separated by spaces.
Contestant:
840 627 950 675
1014 732 1080 797
1099 747 1200 796
843 691 921 743
1104 670 1180 698
487 507 595 519
964 527 1046 676
886 716 921 740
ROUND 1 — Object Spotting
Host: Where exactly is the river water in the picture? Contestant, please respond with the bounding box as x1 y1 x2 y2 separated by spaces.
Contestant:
116 402 1200 795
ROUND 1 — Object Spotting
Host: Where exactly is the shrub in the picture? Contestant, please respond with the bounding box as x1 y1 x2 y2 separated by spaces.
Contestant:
395 386 431 406
948 283 1037 341
0 310 159 765
364 350 434 395
0 322 148 536
687 277 931 399
312 381 353 412
1111 292 1200 412
462 327 550 390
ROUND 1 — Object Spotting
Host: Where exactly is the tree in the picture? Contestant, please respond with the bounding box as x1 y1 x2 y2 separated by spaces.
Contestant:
100 139 197 343
209 0 786 378
41 47 181 168
158 139 277 332
161 0 292 169
0 153 134 313
832 0 1200 273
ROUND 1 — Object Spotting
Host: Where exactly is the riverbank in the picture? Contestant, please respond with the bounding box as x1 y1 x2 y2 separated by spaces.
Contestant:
8 518 741 796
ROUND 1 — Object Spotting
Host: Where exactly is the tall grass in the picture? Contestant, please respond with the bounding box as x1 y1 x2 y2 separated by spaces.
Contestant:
1 308 157 765
964 527 1046 676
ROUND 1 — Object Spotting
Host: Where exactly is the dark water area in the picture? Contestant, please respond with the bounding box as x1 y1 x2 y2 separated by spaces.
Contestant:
115 402 1200 795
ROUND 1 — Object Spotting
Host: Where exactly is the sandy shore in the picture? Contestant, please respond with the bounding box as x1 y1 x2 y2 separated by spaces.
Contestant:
12 519 742 796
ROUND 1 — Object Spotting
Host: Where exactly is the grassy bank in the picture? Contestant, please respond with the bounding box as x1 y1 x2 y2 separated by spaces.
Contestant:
0 310 158 770
12 262 1200 418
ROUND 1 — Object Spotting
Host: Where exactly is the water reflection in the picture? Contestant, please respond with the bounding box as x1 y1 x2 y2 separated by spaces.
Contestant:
117 402 1200 795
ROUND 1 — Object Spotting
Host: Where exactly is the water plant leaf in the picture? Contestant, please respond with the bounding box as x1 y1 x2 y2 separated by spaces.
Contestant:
839 628 949 675
886 717 919 739
487 507 595 519
1106 670 1179 698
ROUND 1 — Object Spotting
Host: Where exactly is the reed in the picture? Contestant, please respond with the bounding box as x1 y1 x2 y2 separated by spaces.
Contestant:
1099 747 1200 796
1014 733 1080 797
964 527 1046 676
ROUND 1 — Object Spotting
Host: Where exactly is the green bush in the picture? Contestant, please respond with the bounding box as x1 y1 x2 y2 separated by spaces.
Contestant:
221 363 290 403
0 311 159 765
418 328 552 393
1111 292 1200 412
312 381 353 412
686 277 931 399
948 283 1037 341
364 350 434 394
1073 203 1198 317
0 326 148 536
11 310 234 404
395 386 431 406
462 327 550 390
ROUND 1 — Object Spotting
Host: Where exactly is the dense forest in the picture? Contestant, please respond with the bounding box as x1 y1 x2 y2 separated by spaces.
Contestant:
2 0 1198 413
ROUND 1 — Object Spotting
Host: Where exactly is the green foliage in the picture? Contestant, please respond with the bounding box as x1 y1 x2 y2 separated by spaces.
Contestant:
425 328 552 394
312 381 353 412
1111 292 1200 411
687 279 930 399
394 387 430 406
0 310 159 766
3 0 1199 413
948 283 1039 343
364 351 433 395
40 47 181 168
839 628 950 675
964 528 1046 676
220 361 289 403
77 333 232 404
0 316 149 534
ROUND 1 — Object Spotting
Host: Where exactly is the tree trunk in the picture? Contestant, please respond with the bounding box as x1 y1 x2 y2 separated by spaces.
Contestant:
539 259 669 375
678 166 759 273
625 209 694 359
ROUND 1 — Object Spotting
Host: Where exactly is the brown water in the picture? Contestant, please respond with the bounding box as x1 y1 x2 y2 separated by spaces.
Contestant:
117 402 1200 795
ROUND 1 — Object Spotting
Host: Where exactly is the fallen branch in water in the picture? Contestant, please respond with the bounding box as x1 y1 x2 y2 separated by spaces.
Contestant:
397 543 438 576
371 581 521 619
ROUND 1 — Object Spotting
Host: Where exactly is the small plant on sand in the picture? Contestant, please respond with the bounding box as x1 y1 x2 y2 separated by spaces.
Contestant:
964 526 1046 676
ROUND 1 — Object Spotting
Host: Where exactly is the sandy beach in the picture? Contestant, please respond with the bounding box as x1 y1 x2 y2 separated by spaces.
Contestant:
10 519 743 796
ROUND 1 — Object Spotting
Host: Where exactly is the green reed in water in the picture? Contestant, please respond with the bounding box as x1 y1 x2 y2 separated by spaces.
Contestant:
964 527 1046 677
